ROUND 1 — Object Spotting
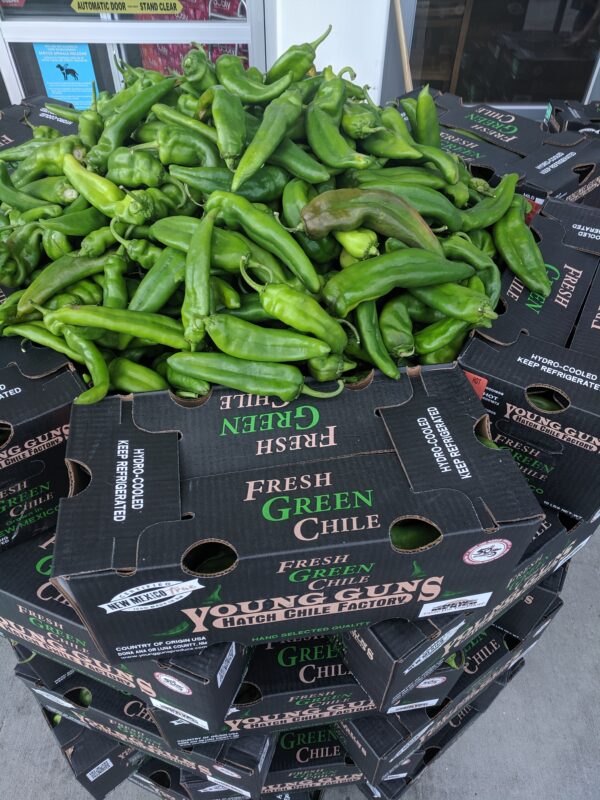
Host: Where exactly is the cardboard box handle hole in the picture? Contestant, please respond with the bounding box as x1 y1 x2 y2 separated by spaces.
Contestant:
234 681 262 707
390 517 442 553
182 540 238 577
525 384 570 413
149 770 172 789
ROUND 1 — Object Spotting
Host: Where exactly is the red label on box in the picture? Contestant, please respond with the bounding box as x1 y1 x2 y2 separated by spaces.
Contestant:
463 370 488 400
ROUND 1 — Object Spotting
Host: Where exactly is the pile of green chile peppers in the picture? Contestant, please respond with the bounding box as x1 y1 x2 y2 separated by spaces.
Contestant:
0 32 552 403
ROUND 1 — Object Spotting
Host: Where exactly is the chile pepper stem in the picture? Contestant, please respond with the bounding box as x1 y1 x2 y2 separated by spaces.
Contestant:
310 24 333 50
91 81 97 112
239 260 267 292
183 183 203 207
337 317 360 343
130 141 158 151
163 176 188 209
109 216 130 247
338 66 357 80
302 379 344 398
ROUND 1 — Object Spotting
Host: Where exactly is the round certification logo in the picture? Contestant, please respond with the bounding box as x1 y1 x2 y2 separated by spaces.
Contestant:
463 539 512 565
154 672 193 696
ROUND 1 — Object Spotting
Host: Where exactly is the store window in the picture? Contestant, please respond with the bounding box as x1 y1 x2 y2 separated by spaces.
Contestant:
410 0 600 104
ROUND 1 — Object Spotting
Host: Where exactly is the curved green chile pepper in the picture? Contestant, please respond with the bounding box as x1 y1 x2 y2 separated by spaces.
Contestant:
151 104 219 146
373 183 464 231
244 112 330 184
323 250 474 317
0 138 50 163
415 85 441 148
136 124 222 168
170 165 289 203
400 293 445 323
241 266 347 354
182 209 216 349
129 247 186 315
17 252 118 315
266 25 332 83
462 173 519 231
414 274 487 355
106 147 166 188
181 44 217 93
380 104 414 142
40 206 107 236
342 165 447 190
342 102 384 139
409 282 497 325
412 144 460 185
282 178 340 264
233 87 304 191
46 305 189 351
69 279 103 305
167 351 343 402
0 163 51 212
399 97 418 131
109 358 168 393
78 108 103 149
42 228 72 261
204 313 330 362
307 105 376 170
379 295 415 357
301 188 443 255
205 191 320 293
177 93 203 118
308 354 356 382
49 320 110 404
103 253 128 310
198 86 246 171
19 204 63 223
216 54 293 103
3 321 84 363
493 198 552 298
6 222 43 283
80 226 119 257
441 232 501 307
121 238 163 270
87 78 177 173
355 300 400 380
21 176 78 205
311 66 350 125
361 128 422 160
12 136 87 188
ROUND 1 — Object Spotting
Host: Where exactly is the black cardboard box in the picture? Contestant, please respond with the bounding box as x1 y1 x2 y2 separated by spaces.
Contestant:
0 336 84 550
343 508 588 713
42 707 142 799
51 366 543 661
0 532 250 731
17 661 276 798
337 583 554 785
152 636 375 749
459 331 600 520
255 726 362 795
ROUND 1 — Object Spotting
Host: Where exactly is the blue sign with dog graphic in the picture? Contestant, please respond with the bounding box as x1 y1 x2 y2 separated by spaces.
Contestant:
33 43 96 110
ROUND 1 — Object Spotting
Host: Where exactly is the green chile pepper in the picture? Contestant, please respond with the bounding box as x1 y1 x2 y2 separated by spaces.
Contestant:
42 228 72 261
266 26 332 83
106 147 166 188
109 357 168 393
216 54 293 103
415 84 441 148
182 209 216 349
20 176 78 206
204 313 330 362
205 191 321 293
233 87 304 191
323 250 473 317
170 165 289 203
198 86 246 171
379 295 415 357
462 173 519 231
167 351 343 402
301 188 443 256
355 300 400 380
409 281 497 325
282 178 340 264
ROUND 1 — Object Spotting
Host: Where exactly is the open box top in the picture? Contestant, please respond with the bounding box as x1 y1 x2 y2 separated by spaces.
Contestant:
434 92 544 156
51 366 543 659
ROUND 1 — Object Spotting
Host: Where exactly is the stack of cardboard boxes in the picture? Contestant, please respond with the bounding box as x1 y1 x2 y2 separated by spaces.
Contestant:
0 92 599 800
